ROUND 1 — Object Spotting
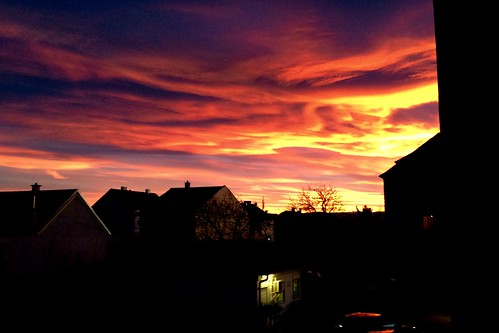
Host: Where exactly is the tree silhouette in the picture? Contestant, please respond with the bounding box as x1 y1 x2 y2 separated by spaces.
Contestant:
194 197 250 240
288 183 343 213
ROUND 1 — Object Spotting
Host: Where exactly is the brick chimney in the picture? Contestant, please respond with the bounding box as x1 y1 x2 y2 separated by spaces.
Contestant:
185 180 190 189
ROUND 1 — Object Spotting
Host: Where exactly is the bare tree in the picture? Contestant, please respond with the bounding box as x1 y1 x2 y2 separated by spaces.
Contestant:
194 197 250 240
288 183 343 213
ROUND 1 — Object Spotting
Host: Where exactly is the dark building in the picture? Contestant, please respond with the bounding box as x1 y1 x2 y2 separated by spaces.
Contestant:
379 1 492 330
92 186 159 263
0 183 111 273
92 186 159 239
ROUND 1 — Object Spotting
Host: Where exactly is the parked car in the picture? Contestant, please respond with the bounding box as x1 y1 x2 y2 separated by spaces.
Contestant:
275 299 423 333
332 311 421 333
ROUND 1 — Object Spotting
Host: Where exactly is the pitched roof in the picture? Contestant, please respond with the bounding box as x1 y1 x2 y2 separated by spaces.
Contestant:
93 188 159 210
0 188 79 236
92 188 159 234
379 132 442 179
160 185 225 210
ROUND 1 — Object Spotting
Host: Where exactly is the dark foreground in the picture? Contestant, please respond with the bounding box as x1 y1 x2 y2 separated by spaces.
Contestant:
1 263 452 333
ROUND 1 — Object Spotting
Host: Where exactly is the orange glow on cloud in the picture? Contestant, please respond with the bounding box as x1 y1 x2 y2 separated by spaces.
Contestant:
328 84 438 116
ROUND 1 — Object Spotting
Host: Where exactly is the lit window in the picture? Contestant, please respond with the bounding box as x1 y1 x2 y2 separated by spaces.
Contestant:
274 281 285 304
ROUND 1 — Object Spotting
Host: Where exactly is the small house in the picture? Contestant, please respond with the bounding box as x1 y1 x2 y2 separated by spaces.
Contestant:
0 183 111 273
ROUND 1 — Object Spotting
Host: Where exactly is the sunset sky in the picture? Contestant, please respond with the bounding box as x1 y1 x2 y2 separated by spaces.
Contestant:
0 0 439 214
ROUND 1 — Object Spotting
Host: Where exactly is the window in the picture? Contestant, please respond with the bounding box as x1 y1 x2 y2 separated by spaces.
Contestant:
292 278 300 299
260 286 269 304
273 280 285 304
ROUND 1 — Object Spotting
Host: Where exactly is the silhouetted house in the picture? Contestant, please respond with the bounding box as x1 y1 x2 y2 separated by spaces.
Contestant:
379 133 446 243
274 210 389 275
135 181 290 331
275 210 386 254
379 0 470 257
152 181 249 244
376 3 485 327
242 200 275 242
92 186 159 242
0 183 111 273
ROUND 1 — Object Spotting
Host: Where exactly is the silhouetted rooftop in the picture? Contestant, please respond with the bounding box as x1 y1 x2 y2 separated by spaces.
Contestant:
0 188 78 236
160 185 225 210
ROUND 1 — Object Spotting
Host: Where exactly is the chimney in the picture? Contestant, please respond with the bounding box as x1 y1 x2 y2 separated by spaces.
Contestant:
185 180 190 189
31 182 41 192
31 183 41 210
31 183 40 228
145 189 150 194
121 186 128 191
